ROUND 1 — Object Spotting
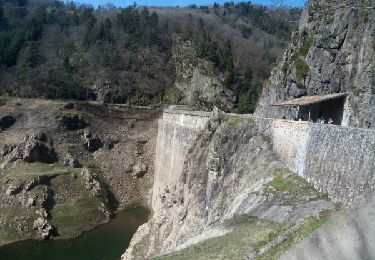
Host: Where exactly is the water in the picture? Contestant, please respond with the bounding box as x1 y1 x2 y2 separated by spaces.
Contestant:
0 207 149 260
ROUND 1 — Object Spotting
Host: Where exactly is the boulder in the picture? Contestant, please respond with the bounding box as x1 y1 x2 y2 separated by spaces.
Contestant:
35 208 48 218
83 129 92 139
63 154 80 168
23 133 57 164
33 217 56 240
81 168 103 197
0 115 15 131
132 163 148 178
59 114 87 131
63 103 75 110
83 135 103 152
5 184 23 197
24 179 39 191
26 197 37 208
128 120 136 129
0 144 17 157
1 146 23 169
103 139 115 150
208 107 225 132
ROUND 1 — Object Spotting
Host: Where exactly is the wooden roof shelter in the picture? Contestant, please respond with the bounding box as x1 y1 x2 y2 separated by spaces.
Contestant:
273 93 348 107
273 93 348 124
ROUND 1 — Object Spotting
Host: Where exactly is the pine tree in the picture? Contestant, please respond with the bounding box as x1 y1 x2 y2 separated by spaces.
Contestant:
237 66 256 113
0 1 6 31
18 41 42 68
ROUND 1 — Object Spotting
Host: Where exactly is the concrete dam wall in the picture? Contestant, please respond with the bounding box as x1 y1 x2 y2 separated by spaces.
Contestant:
154 110 375 205
152 109 211 211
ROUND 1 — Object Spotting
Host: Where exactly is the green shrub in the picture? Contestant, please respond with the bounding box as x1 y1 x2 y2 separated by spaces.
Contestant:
295 58 309 83
348 85 362 96
299 37 313 57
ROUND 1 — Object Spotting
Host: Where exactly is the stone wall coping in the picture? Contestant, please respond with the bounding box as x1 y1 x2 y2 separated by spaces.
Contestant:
163 109 212 118
230 113 375 134
163 110 375 133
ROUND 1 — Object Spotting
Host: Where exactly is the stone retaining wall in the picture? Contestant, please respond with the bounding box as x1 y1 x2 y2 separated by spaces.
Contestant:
255 118 375 203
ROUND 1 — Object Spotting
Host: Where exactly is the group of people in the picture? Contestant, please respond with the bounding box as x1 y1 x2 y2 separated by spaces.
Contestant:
282 115 334 124
316 116 334 124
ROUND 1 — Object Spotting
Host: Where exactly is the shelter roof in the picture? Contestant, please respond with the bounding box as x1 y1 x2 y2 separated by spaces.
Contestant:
273 93 347 106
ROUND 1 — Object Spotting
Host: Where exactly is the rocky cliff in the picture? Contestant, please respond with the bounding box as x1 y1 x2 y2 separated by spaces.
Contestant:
256 0 375 129
169 35 235 112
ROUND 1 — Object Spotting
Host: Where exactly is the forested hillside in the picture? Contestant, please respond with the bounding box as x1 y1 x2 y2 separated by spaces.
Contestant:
0 0 301 112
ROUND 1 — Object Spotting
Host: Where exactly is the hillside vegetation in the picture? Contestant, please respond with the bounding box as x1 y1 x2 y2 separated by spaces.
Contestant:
0 0 301 112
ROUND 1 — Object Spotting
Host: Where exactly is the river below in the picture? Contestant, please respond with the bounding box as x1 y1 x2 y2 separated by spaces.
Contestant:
0 206 149 260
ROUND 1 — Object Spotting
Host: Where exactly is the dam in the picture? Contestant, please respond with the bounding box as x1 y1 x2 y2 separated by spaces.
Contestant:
153 107 375 206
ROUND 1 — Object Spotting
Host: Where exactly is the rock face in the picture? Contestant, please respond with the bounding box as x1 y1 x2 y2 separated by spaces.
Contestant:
23 132 57 164
256 0 375 129
0 115 15 131
171 34 235 112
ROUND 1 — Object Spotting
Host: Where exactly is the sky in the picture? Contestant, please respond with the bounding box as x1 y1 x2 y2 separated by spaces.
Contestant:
74 0 306 8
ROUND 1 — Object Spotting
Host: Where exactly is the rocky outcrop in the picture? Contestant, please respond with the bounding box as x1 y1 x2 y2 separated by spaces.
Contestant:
256 0 375 129
23 132 57 164
58 114 87 131
33 217 56 240
80 168 111 218
63 153 81 168
81 130 103 152
132 163 148 179
0 144 16 157
0 132 56 168
171 34 235 112
5 183 23 197
81 168 104 197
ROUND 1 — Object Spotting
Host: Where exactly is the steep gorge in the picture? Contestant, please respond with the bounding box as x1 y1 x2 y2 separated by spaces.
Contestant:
124 1 375 259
